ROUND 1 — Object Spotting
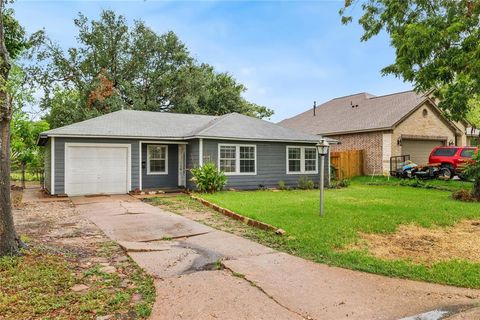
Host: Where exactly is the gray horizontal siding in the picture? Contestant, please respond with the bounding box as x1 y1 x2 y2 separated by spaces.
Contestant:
50 136 329 194
43 139 51 193
141 143 178 189
201 139 329 190
53 137 140 195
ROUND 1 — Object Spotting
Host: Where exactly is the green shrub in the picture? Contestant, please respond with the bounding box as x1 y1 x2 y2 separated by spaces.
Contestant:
190 162 227 193
277 180 288 190
462 152 480 200
330 179 350 189
298 176 315 190
330 165 338 180
399 178 431 189
452 189 476 202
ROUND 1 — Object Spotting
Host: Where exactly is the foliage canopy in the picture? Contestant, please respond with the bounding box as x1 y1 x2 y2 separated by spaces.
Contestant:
341 0 480 121
28 10 273 128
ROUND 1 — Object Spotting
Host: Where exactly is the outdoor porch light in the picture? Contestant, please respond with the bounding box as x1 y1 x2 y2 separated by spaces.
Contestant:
316 139 330 156
316 139 330 217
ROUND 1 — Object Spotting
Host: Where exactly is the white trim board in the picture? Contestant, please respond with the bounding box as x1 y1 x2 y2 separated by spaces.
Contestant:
178 144 187 187
138 141 142 191
43 134 319 144
51 137 55 195
199 138 204 166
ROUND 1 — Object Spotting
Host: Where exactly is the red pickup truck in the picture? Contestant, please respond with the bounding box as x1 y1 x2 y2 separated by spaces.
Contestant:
428 146 478 179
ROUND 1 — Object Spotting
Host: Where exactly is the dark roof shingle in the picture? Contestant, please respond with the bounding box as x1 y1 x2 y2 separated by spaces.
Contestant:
279 90 427 135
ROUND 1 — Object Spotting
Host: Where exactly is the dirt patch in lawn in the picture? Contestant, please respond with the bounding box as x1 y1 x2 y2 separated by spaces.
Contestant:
1 189 155 320
353 220 480 264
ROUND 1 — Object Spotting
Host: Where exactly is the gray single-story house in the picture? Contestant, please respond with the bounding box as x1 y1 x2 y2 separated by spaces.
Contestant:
38 110 330 196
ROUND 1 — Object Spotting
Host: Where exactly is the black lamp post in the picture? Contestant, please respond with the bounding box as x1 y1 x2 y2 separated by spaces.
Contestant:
316 139 330 216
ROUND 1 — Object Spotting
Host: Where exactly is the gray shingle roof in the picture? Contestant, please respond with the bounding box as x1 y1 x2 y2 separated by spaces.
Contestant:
40 110 321 143
41 110 219 139
279 90 428 135
195 112 321 142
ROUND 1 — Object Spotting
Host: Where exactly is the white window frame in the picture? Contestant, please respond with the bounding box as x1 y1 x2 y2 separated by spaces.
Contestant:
286 146 318 174
147 145 168 175
218 143 257 176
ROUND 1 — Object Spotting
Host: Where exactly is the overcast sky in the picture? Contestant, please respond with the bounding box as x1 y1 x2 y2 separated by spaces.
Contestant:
13 0 412 122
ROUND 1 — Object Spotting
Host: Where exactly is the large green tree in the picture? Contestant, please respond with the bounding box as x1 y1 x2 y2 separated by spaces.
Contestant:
341 0 480 121
0 2 29 256
29 10 272 128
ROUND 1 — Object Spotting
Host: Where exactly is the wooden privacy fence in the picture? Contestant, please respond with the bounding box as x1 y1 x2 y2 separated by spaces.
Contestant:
331 150 364 179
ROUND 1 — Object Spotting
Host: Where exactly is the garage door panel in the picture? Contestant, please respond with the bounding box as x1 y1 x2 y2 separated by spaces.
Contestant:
66 145 130 196
401 140 444 164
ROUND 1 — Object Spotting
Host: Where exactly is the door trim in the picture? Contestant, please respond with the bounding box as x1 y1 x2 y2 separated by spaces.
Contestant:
64 143 131 195
178 144 187 187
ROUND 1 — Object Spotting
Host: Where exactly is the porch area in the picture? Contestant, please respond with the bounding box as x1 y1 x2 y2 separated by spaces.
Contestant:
139 142 188 191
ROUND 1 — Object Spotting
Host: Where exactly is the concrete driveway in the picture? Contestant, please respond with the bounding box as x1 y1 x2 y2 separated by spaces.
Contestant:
73 195 480 320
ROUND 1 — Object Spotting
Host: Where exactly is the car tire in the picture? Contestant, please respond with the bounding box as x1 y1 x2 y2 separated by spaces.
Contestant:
439 165 453 180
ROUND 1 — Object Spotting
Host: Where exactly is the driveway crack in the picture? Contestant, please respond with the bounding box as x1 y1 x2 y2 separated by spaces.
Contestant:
222 263 313 320
140 231 212 242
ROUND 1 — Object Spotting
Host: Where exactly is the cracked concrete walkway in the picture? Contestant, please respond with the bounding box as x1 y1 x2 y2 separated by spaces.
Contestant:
73 195 480 320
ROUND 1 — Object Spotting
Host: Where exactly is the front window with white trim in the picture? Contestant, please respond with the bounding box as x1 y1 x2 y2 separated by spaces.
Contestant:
147 145 168 174
219 144 256 175
287 146 318 174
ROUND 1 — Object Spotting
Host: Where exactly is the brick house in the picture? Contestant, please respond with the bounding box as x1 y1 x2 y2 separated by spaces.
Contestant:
467 128 479 146
279 90 468 175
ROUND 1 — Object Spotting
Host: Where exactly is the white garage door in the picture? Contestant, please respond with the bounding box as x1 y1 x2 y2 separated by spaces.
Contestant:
401 139 445 165
65 144 130 196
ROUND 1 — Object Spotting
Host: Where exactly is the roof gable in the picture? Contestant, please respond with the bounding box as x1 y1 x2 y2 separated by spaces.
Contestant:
279 90 428 135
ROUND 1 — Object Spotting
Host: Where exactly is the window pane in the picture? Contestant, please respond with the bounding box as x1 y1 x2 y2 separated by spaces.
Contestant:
289 159 301 172
240 159 255 173
288 148 301 160
240 146 254 159
220 146 236 159
220 159 236 172
149 146 166 159
304 148 317 171
305 160 316 172
150 159 166 172
148 145 167 173
305 148 316 160
220 145 237 173
239 146 255 173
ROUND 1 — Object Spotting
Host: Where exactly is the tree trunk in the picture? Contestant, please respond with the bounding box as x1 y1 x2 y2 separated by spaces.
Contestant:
21 162 25 189
473 181 480 201
0 0 19 257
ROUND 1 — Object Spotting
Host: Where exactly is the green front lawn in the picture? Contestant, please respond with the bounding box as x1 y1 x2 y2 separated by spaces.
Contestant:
351 175 473 192
199 180 480 288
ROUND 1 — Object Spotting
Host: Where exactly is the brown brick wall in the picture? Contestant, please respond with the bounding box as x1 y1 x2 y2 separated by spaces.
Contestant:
327 131 385 175
392 102 458 156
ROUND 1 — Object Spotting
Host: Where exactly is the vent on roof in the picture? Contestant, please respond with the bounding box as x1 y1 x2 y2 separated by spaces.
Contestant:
313 101 316 116
350 101 359 108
